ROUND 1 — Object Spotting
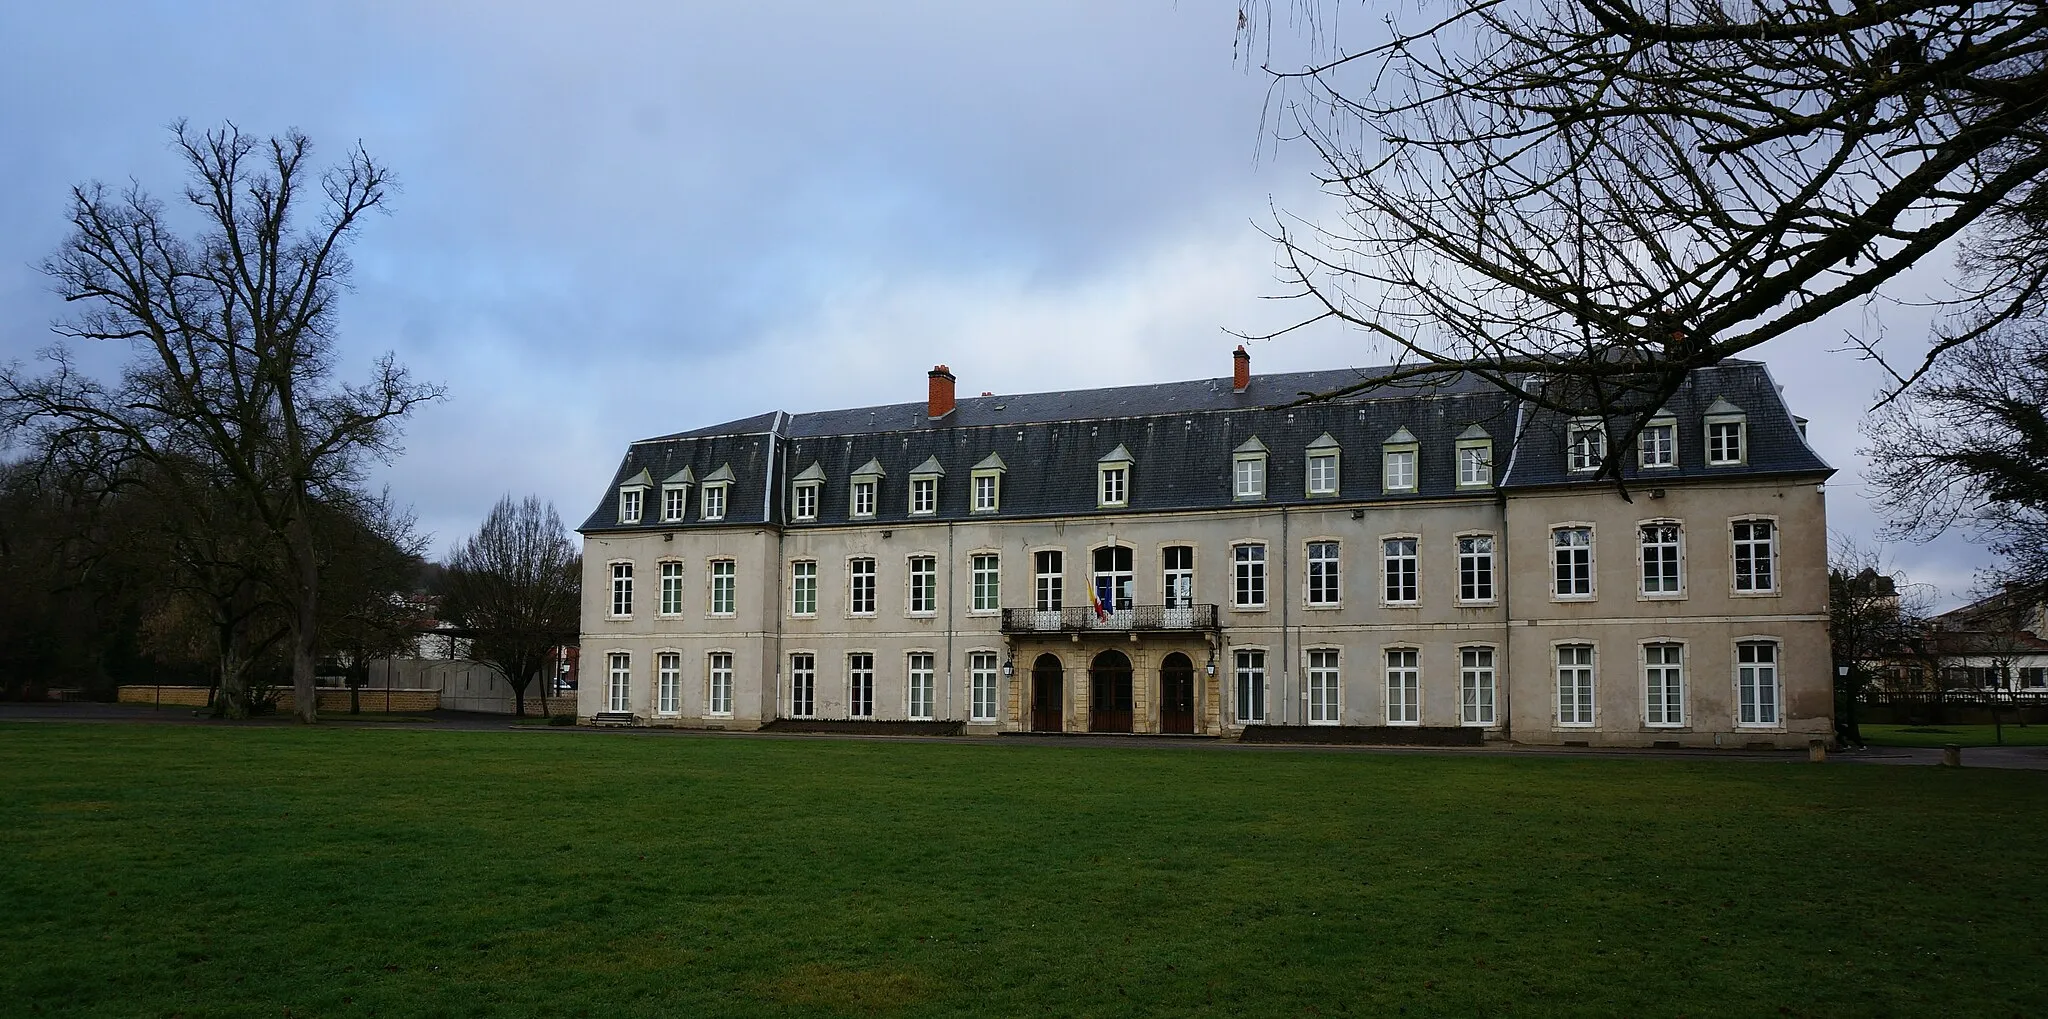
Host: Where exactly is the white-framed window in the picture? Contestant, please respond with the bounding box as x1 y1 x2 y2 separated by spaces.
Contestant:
1307 450 1339 496
1382 536 1418 604
1034 550 1064 611
1456 440 1492 488
1232 543 1267 608
971 553 1000 614
910 477 937 515
618 487 643 523
1162 545 1195 609
1460 646 1496 726
1098 448 1132 509
706 652 733 717
1556 643 1595 726
1736 639 1781 726
1552 526 1594 598
1567 419 1606 473
852 480 877 518
1307 540 1341 606
606 651 632 713
848 557 877 615
662 486 687 523
1707 415 1747 465
708 559 736 616
659 560 684 616
1235 648 1267 724
790 653 816 719
790 560 817 617
908 555 938 615
1382 447 1417 493
970 651 999 723
792 482 820 522
609 561 634 617
1235 452 1267 500
1091 545 1134 612
1639 522 1684 596
701 482 728 521
847 652 875 718
1458 535 1495 603
1385 648 1420 725
907 652 935 720
1732 518 1777 593
1307 648 1341 724
973 472 999 512
656 651 682 716
1639 418 1677 469
1644 642 1685 727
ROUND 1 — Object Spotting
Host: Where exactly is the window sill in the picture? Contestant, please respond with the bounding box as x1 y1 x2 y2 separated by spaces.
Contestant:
1304 602 1344 612
1456 599 1498 608
1551 594 1597 603
1459 720 1497 728
1638 463 1676 470
1380 601 1421 609
706 613 736 620
1555 722 1597 729
1730 589 1781 598
789 613 817 620
1230 604 1270 613
1637 592 1687 602
606 615 634 622
1645 722 1688 730
1384 720 1421 727
967 610 1000 618
906 612 938 619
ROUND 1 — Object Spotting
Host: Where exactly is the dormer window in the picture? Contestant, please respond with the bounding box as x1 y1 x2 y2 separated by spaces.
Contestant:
616 468 652 524
1098 445 1133 508
1639 415 1678 469
850 457 885 519
1704 398 1746 465
660 466 695 523
1234 436 1268 500
1305 433 1340 496
1382 427 1419 493
1567 419 1606 473
700 463 734 521
790 462 825 522
909 456 944 516
970 452 1006 513
1454 425 1492 489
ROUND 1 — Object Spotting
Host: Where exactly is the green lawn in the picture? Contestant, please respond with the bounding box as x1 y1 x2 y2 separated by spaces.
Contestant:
1861 722 2048 748
5 726 2045 1018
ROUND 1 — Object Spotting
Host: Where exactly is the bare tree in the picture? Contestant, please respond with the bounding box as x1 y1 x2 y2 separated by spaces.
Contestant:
1238 0 2048 453
1827 536 1926 745
440 495 580 718
1864 320 2048 594
1 122 443 722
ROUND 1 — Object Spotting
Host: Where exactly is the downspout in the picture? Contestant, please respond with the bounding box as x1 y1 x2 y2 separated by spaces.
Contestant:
1498 391 1529 744
764 413 786 724
946 520 957 723
1280 505 1291 725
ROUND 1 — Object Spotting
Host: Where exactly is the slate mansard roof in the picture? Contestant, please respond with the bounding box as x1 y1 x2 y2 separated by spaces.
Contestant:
577 361 1831 533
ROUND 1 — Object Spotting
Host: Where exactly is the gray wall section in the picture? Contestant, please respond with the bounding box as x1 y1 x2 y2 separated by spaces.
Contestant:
361 658 571 715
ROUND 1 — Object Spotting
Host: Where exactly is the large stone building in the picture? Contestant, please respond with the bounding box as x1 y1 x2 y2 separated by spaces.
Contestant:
576 350 1833 747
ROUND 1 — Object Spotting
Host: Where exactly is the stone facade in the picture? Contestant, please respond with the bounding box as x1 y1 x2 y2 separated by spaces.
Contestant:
577 357 1833 748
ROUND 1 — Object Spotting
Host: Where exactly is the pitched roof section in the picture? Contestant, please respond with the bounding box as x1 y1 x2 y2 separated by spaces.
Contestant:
1497 361 1830 489
580 360 1828 532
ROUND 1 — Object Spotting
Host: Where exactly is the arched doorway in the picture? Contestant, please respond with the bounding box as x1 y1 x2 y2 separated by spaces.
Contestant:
1031 654 1064 732
1159 652 1196 734
1090 649 1133 733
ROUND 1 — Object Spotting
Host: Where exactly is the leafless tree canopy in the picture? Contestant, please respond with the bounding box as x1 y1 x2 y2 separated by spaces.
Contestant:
1240 0 2048 427
1 122 443 721
441 495 580 718
1863 319 2048 593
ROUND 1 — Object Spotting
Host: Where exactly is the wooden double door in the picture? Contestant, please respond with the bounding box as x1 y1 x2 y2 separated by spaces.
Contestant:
1032 649 1198 734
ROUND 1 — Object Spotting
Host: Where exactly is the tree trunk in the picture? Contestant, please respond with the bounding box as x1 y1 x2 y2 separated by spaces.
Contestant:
217 646 250 720
290 514 321 724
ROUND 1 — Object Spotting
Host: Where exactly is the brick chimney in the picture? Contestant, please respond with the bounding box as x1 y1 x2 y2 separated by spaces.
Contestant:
1232 345 1251 393
927 364 957 420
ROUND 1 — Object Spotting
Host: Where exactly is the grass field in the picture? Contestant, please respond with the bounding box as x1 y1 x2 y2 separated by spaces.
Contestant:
1860 722 2048 748
5 725 2046 1018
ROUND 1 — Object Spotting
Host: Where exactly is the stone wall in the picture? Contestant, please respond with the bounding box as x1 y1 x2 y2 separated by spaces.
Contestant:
116 686 441 713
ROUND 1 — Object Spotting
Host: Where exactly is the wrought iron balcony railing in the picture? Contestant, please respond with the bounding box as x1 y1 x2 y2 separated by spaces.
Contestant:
1000 603 1218 634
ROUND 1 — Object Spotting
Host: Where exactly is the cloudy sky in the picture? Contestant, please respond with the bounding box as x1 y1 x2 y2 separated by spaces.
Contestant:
0 1 1991 605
